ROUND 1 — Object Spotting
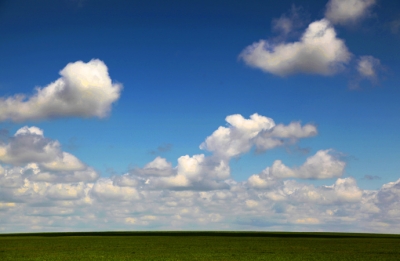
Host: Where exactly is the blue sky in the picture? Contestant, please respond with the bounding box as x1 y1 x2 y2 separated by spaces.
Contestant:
0 0 400 233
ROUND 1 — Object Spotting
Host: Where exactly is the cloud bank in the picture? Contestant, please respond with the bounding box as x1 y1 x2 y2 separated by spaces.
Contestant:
0 59 122 122
0 113 399 233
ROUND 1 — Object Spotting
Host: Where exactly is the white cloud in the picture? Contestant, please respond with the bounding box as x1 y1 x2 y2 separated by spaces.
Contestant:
145 154 230 190
325 0 376 25
131 156 175 177
270 149 346 179
15 126 44 136
0 59 122 122
46 183 86 200
112 174 140 187
29 167 99 183
357 55 381 78
240 19 351 76
350 55 383 89
247 150 345 191
0 126 98 183
0 126 61 166
200 113 316 159
2 174 400 233
91 179 140 201
41 152 86 171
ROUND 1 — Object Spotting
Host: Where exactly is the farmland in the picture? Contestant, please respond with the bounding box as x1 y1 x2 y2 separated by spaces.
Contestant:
1 231 399 260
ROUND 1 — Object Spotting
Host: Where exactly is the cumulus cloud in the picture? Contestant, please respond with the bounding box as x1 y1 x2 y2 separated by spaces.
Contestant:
200 113 316 159
291 177 363 204
0 59 122 122
46 183 86 200
240 19 351 77
131 157 175 177
248 150 345 191
325 0 376 25
270 149 346 179
91 179 140 201
0 126 98 183
145 155 230 190
0 126 61 166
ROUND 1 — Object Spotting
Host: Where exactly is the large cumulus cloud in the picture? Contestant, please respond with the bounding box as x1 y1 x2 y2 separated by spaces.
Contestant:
0 59 122 122
240 19 351 76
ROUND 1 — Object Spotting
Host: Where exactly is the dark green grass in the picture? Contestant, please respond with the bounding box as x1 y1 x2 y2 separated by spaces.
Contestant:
1 231 399 260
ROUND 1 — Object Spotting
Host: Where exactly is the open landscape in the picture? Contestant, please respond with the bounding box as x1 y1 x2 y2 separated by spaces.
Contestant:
1 1 400 259
1 231 399 260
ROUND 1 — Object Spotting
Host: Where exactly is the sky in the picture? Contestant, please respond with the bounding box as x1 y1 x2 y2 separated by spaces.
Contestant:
0 0 400 233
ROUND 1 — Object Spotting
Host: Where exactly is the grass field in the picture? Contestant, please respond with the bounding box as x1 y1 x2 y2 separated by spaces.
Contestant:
1 231 399 260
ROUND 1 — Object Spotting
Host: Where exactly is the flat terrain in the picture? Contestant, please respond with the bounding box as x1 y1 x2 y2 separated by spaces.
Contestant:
1 231 399 260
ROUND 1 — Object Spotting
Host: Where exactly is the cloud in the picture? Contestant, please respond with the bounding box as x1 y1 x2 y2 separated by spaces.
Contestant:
363 175 381 180
91 179 140 201
0 126 60 166
1 115 400 233
349 55 383 89
272 5 307 38
269 149 346 179
131 157 175 177
46 183 86 200
248 149 345 190
240 19 351 76
145 155 230 190
325 0 376 25
150 143 173 155
0 59 122 122
357 55 381 79
200 113 316 159
269 177 363 205
0 126 98 183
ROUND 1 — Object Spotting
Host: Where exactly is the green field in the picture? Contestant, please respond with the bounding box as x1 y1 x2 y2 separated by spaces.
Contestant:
1 231 399 260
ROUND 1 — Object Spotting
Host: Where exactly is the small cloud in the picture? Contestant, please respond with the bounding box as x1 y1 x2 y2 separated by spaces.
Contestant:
357 55 381 78
149 143 173 155
349 55 384 89
271 5 309 40
325 0 376 25
363 175 381 180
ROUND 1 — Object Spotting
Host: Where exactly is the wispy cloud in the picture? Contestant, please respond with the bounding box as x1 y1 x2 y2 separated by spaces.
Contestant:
325 0 376 25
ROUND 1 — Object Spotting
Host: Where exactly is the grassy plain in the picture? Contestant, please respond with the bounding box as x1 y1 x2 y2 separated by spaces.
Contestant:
0 231 399 260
